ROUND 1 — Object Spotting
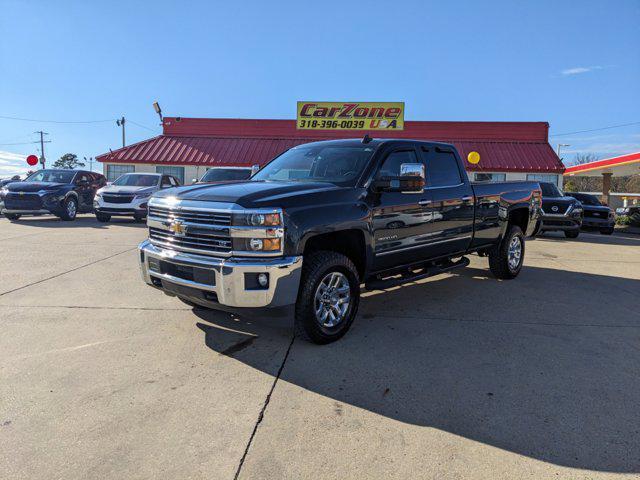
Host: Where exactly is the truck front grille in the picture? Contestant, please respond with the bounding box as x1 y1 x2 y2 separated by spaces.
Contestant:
149 227 232 255
584 210 608 219
148 205 231 225
542 202 570 215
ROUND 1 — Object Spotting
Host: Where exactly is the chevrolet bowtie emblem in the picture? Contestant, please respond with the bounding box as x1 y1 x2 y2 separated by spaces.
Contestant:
169 220 187 236
19 192 24 196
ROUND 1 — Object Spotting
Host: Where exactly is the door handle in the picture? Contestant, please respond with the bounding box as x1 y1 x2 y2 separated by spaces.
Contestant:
418 199 432 206
461 196 473 202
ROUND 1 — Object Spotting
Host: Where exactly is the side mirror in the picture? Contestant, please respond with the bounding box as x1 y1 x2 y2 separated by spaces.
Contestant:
373 163 425 193
251 164 260 176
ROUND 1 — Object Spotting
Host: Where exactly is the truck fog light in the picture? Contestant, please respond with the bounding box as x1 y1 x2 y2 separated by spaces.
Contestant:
249 238 264 251
257 273 269 287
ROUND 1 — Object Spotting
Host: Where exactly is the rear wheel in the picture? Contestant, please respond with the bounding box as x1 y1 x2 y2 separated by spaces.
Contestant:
294 251 360 344
3 213 21 221
95 212 111 222
489 225 525 279
59 197 78 221
564 230 579 239
599 227 614 235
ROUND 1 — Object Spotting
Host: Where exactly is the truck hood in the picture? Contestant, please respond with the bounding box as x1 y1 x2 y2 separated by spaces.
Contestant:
542 195 578 204
581 204 611 213
155 180 344 208
7 182 66 192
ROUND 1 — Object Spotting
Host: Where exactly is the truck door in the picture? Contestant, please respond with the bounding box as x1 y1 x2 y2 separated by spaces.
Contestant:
371 146 434 271
418 146 475 258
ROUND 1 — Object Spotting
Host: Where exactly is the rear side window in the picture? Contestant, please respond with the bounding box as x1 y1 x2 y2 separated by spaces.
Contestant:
423 149 463 187
378 150 419 178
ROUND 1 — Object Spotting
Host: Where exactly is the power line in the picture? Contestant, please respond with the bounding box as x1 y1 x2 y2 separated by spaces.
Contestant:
128 119 160 132
550 121 640 137
0 115 114 124
0 141 39 146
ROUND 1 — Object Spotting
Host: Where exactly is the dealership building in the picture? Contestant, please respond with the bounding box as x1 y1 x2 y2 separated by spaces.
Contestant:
96 117 565 184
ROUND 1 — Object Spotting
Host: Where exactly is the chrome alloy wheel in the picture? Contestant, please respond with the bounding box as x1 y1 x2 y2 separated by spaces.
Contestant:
314 271 351 328
67 199 77 218
507 235 522 271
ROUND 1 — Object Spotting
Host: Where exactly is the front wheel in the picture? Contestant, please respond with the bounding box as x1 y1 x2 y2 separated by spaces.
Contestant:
489 225 525 280
564 230 579 239
3 213 21 221
294 251 360 344
59 197 78 221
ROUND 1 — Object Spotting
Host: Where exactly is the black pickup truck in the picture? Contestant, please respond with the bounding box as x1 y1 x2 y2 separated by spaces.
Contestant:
139 138 541 343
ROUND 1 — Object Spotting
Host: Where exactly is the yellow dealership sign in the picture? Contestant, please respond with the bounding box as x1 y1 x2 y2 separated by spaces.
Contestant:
296 101 404 130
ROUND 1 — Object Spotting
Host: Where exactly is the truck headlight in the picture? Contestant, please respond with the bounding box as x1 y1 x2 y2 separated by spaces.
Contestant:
233 211 282 226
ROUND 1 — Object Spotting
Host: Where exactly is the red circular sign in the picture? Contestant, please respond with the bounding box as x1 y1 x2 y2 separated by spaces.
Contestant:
26 155 39 166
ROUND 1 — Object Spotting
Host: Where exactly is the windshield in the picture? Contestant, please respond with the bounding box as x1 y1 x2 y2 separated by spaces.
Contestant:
252 144 375 186
540 182 563 197
26 170 76 184
112 174 159 187
200 168 252 182
570 193 601 206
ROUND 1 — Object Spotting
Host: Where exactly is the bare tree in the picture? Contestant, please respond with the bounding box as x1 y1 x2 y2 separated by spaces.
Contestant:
572 153 599 165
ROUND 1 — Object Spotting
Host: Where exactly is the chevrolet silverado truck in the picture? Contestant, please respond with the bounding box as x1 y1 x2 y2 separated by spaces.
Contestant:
138 138 541 344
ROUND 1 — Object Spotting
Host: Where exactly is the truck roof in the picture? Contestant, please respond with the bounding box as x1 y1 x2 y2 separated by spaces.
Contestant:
293 138 456 150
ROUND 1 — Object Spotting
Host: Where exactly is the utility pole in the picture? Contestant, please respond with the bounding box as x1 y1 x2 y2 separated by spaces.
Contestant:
84 156 94 172
34 131 50 169
556 143 570 159
116 116 126 147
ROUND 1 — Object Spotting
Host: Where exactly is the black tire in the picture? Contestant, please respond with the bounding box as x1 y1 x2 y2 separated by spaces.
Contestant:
3 213 21 221
564 230 579 239
59 197 78 221
599 227 614 235
489 225 525 280
294 251 360 344
95 212 111 222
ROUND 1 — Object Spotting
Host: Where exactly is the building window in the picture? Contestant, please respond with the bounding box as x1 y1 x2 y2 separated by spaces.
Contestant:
106 164 135 182
156 166 185 184
474 173 506 182
526 174 559 186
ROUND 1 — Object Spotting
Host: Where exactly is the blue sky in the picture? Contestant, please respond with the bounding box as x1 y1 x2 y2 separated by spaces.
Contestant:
1 0 639 177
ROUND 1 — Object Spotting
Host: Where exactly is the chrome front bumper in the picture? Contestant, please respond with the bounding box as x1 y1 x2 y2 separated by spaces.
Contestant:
139 240 302 308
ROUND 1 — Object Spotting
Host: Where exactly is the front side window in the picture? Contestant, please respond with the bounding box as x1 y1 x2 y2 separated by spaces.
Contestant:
201 168 252 182
424 150 463 187
26 169 76 184
156 166 185 184
377 150 419 179
106 164 135 182
112 174 160 187
252 144 374 187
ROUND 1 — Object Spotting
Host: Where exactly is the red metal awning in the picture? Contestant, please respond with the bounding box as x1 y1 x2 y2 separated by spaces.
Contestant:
97 118 564 173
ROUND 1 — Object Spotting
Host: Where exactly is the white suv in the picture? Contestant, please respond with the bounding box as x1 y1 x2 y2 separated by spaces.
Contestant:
94 173 180 222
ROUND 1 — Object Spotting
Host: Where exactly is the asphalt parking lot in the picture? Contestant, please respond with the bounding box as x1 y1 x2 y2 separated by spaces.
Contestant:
1 215 639 479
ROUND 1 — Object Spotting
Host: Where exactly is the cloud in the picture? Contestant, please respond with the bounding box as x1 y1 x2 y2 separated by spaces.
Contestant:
560 65 604 76
0 151 29 178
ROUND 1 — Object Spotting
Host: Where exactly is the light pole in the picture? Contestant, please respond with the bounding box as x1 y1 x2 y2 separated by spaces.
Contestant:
557 143 570 159
84 157 94 172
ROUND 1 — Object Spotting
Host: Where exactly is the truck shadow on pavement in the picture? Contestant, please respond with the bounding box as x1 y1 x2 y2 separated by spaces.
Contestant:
193 265 640 473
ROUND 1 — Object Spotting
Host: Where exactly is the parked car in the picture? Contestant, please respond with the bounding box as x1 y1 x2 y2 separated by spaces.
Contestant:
193 166 256 184
1 169 105 221
0 176 22 210
138 138 541 344
94 173 181 222
568 192 615 235
535 182 583 238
